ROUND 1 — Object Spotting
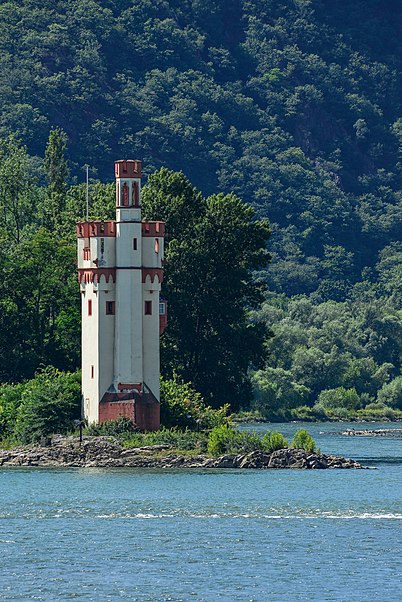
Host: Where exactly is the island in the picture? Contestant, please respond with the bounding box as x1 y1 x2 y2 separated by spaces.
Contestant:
0 435 364 469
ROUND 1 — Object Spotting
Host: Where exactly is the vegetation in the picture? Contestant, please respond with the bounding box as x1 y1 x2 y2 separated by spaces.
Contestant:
0 1 401 428
0 367 81 444
291 429 317 453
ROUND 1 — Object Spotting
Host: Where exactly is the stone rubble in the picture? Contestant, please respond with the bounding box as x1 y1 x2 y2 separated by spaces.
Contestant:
0 435 365 469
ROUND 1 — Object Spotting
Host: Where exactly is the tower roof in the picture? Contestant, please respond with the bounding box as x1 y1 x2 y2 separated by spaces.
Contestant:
114 160 142 179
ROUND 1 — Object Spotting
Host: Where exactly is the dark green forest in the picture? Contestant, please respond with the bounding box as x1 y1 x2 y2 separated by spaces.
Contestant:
1 0 402 429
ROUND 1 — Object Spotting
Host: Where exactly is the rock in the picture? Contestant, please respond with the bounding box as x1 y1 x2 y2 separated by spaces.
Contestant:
0 437 365 469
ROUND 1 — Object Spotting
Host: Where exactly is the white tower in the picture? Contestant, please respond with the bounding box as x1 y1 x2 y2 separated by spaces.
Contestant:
77 160 166 430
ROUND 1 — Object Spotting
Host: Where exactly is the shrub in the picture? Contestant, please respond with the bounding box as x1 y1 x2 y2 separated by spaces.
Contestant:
291 429 316 453
207 425 263 456
376 377 402 410
85 416 135 437
124 427 208 452
15 367 81 443
317 387 360 410
160 374 229 430
262 431 288 453
0 382 25 440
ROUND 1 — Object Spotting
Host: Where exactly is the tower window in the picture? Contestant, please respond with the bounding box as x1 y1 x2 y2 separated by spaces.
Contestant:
154 238 159 253
91 365 94 379
133 238 137 251
83 248 90 260
145 300 152 315
100 238 105 254
88 299 92 316
159 302 166 315
106 301 115 315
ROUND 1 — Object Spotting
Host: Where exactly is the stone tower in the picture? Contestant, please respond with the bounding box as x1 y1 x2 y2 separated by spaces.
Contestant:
76 160 167 430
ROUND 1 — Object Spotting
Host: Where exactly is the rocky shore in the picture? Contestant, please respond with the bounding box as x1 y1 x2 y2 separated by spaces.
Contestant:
336 429 402 437
0 435 364 469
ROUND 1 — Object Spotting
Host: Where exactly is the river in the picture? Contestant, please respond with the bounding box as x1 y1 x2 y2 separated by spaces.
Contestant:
0 422 401 601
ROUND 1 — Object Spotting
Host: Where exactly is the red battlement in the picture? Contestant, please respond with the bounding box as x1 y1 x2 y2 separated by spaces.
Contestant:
115 160 142 179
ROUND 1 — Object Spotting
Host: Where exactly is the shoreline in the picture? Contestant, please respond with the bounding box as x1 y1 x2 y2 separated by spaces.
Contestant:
0 435 365 469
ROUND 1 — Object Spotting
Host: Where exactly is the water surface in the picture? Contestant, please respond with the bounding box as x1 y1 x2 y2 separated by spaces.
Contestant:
0 422 401 601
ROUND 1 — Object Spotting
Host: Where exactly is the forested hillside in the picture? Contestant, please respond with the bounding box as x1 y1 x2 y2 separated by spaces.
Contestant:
0 0 402 420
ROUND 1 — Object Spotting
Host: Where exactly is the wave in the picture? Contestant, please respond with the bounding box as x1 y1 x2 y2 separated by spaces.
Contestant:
1 509 401 520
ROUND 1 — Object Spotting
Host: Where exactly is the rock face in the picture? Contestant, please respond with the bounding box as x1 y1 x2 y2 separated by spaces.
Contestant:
0 436 365 469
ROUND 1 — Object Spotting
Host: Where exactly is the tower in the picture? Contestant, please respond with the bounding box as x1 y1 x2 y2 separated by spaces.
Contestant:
76 160 166 430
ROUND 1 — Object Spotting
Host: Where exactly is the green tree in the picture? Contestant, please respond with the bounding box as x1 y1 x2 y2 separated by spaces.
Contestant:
142 169 271 409
42 127 69 231
15 367 81 443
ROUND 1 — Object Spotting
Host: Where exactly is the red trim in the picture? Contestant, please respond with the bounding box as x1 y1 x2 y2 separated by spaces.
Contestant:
78 268 116 284
76 221 116 238
142 222 165 237
142 268 164 284
115 160 142 179
132 182 139 207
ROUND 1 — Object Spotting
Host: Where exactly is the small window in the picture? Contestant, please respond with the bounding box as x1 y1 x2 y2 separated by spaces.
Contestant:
91 365 94 379
83 248 90 260
88 299 92 316
154 238 159 253
159 302 165 315
145 300 152 315
106 301 115 315
133 238 137 251
100 238 105 254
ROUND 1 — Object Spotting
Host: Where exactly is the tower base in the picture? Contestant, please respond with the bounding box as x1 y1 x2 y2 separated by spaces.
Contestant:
99 391 160 431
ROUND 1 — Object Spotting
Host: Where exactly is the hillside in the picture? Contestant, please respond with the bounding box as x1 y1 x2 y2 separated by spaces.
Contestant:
0 0 401 418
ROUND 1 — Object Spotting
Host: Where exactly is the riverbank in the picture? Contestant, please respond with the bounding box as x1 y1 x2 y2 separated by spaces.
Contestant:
0 435 364 469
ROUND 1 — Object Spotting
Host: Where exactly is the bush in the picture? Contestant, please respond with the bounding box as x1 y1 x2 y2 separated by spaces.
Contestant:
0 382 25 440
291 429 316 453
207 425 263 456
376 377 402 410
14 367 81 443
317 387 360 410
262 431 288 453
85 416 135 437
160 374 229 430
123 427 208 452
291 405 327 421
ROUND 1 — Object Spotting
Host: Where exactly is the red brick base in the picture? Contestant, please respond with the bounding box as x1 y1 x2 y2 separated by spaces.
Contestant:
99 395 160 431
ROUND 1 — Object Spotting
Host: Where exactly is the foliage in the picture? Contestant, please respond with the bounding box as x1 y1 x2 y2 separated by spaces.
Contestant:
207 425 264 457
14 367 81 443
0 2 401 421
142 169 271 409
317 388 361 411
291 429 317 453
261 431 288 453
0 382 25 440
376 377 402 410
123 427 208 453
160 374 229 430
85 416 135 438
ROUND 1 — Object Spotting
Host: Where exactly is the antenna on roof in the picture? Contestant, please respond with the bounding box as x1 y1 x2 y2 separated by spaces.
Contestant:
83 164 89 221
